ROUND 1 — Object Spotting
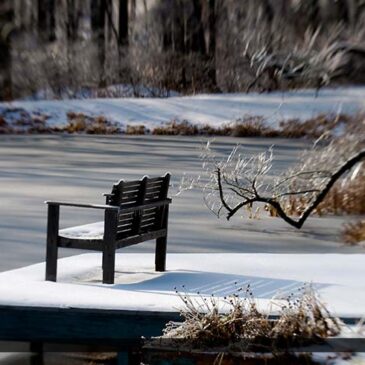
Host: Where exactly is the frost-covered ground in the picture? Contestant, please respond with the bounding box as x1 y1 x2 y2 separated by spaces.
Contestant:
0 135 363 273
0 253 364 319
2 86 365 129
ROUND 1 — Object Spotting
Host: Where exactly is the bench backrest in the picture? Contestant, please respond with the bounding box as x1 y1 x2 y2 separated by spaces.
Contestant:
107 174 170 239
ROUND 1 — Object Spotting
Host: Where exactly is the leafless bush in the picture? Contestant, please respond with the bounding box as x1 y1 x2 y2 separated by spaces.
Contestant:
279 130 365 217
179 128 365 229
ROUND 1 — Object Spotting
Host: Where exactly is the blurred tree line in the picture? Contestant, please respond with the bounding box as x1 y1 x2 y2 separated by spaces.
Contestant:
0 0 365 100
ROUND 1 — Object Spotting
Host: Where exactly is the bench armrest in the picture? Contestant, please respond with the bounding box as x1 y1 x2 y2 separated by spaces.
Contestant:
45 201 120 211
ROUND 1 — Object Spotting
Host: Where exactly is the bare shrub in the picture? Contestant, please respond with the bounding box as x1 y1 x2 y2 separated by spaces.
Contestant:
279 130 365 217
342 219 365 245
179 131 365 229
160 285 340 350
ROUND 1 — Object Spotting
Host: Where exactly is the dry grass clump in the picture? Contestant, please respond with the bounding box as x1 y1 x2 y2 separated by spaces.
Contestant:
342 219 365 246
151 116 278 137
279 113 365 139
125 125 149 135
161 285 340 351
279 113 354 139
152 120 200 136
230 116 279 138
0 107 51 134
148 114 364 138
64 112 121 134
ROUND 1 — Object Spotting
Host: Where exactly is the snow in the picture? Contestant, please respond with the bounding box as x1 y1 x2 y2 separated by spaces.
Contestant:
60 221 104 240
0 253 364 319
2 86 365 129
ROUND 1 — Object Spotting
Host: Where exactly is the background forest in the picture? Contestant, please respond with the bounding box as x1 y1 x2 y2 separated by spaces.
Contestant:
1 0 365 101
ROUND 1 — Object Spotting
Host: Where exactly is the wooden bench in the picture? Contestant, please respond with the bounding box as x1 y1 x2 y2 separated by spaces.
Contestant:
45 173 171 284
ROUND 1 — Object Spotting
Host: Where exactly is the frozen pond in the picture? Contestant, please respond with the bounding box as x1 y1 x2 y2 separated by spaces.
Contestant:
0 135 362 272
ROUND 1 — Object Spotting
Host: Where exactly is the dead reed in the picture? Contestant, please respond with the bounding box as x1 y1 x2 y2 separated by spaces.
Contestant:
160 285 340 351
342 219 365 245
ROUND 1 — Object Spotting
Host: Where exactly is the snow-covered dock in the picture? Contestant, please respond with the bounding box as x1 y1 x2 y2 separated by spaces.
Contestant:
0 253 364 319
0 252 363 347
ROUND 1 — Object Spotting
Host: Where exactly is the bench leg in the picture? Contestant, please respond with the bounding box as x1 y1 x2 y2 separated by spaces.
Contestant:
45 204 59 282
102 245 116 284
102 210 118 284
155 237 167 272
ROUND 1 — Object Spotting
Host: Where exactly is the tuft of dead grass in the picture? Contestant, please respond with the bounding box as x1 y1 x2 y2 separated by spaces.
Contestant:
342 219 365 246
0 107 364 139
279 113 357 139
125 125 149 135
64 112 121 134
151 116 279 137
160 285 340 351
152 120 200 136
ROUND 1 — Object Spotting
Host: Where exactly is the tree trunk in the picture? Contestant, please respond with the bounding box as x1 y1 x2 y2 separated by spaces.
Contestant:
190 0 206 54
37 0 56 42
66 0 79 41
91 0 106 86
118 0 128 46
207 0 217 88
0 1 13 100
130 0 136 22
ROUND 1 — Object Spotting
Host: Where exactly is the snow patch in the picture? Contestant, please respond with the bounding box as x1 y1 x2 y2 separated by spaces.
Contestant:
2 86 365 129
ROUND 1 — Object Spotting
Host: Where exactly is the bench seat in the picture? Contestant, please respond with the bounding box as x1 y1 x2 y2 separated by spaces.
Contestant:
60 221 104 240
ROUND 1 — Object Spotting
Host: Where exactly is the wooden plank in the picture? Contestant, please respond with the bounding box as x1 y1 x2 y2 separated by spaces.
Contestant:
120 191 140 200
117 199 170 214
146 177 164 183
116 229 166 248
0 305 180 345
140 216 156 224
121 180 142 188
45 204 59 282
58 237 103 250
45 201 119 210
133 176 147 235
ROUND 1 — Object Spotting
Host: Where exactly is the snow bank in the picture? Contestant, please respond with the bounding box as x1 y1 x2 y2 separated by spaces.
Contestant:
2 86 365 129
0 253 364 319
